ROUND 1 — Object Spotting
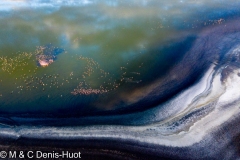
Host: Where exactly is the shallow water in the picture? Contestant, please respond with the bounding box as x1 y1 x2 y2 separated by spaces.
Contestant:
0 0 205 114
0 1 239 118
2 1 240 159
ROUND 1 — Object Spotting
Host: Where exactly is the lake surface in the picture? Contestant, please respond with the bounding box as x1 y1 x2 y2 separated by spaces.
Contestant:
0 0 206 115
2 1 240 159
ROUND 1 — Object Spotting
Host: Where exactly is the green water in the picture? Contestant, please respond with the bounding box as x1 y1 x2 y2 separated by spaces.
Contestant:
0 2 204 113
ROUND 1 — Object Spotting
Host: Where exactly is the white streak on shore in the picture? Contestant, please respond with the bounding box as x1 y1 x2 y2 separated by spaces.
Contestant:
3 62 240 147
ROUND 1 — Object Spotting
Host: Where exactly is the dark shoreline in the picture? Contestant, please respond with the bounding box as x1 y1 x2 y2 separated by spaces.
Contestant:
1 4 240 160
1 112 240 160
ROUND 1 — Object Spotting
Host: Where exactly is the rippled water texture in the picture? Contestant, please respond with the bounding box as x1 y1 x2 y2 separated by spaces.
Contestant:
1 0 240 159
